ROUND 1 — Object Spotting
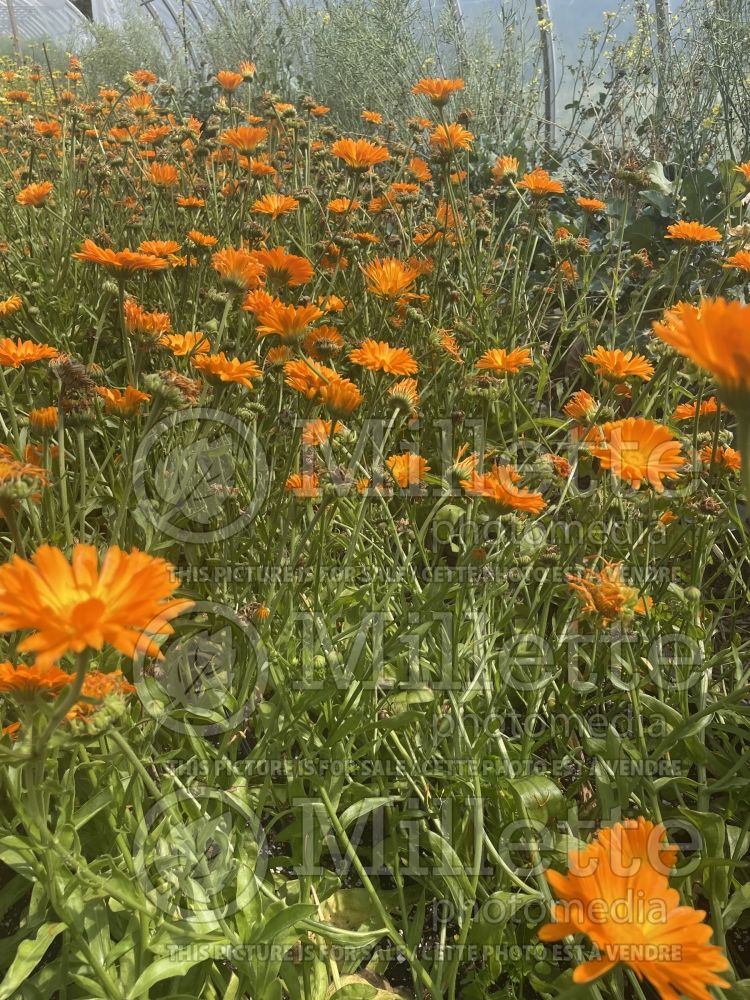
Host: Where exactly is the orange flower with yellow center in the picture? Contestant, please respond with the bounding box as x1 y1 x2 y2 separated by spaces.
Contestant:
159 331 209 356
0 544 193 668
349 339 418 375
567 561 651 624
563 390 598 421
475 347 533 375
96 385 150 416
304 325 344 360
192 352 262 389
586 418 685 492
583 346 654 383
700 444 741 471
220 125 268 154
212 247 265 291
0 338 57 368
539 817 729 1000
331 138 390 171
285 472 320 498
362 257 420 299
430 122 474 154
411 77 464 106
148 162 179 187
665 220 721 243
0 661 73 698
577 196 607 212
517 168 564 196
0 295 22 320
16 181 53 206
252 193 300 219
491 155 519 183
256 302 323 343
73 240 170 273
215 71 244 92
386 453 430 488
460 465 546 514
251 247 314 287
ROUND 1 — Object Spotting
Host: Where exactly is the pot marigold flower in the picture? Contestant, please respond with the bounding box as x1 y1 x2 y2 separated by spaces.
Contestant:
700 444 741 471
256 301 323 343
302 419 342 446
176 196 205 209
285 472 320 498
319 377 363 417
586 417 685 492
409 157 432 182
304 325 344 360
0 338 58 368
362 256 420 299
349 339 418 375
252 193 299 219
430 122 474 154
220 125 268 153
192 352 262 390
331 138 390 171
96 385 150 416
735 160 750 183
577 196 607 212
388 377 419 415
475 346 533 375
328 197 362 213
187 230 218 247
0 295 22 320
212 247 265 291
386 453 430 487
159 331 209 356
251 247 314 287
123 300 172 340
723 251 750 271
665 220 721 243
148 162 179 187
567 561 651 624
361 110 383 124
0 545 193 667
672 397 725 421
284 358 339 399
517 168 564 197
16 181 53 206
67 669 135 722
539 817 729 1000
583 347 654 383
215 71 244 92
0 661 73 698
73 240 170 273
138 240 181 258
28 406 58 435
411 77 464 105
491 155 519 183
461 465 546 514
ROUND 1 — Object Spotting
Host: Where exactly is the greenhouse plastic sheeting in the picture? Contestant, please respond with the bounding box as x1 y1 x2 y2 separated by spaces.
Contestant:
0 0 85 41
91 0 213 36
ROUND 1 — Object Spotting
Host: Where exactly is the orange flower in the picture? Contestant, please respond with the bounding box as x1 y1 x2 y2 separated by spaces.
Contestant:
362 256 420 299
723 251 750 271
215 71 244 92
583 346 654 383
475 347 533 375
67 669 135 721
327 197 362 213
0 295 22 320
361 110 383 124
302 419 342 446
567 561 651 624
386 453 430 487
517 168 564 197
349 339 418 375
672 397 725 421
159 331 209 356
187 230 218 247
539 817 729 1000
409 157 432 182
430 122 474 154
252 193 299 219
192 352 262 389
28 406 58 434
220 125 268 153
256 302 323 343
148 162 179 187
304 325 344 360
0 338 57 368
212 247 265 291
285 472 320 498
73 240 169 273
586 418 685 491
700 444 741 471
16 181 53 206
0 545 193 667
96 385 150 416
735 160 750 183
251 247 314 286
331 138 390 171
319 378 363 416
177 196 205 209
461 465 546 514
491 155 519 183
665 221 721 243
0 661 73 698
577 196 606 212
563 391 598 422
284 358 339 399
388 377 419 415
652 297 750 395
138 239 181 258
411 77 464 106
123 300 172 340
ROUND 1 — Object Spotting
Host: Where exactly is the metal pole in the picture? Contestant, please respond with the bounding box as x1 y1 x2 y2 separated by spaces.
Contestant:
5 0 21 59
654 0 671 129
534 0 556 149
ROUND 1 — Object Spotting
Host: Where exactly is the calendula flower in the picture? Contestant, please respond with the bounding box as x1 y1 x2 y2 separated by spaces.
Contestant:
517 168 564 196
386 453 430 488
331 138 390 171
672 397 725 421
362 257 420 299
723 251 750 271
584 347 654 383
539 817 729 1000
96 385 150 416
319 377 363 416
212 247 265 291
0 661 73 698
461 465 546 514
148 162 179 187
567 561 651 625
251 247 314 287
28 406 58 435
491 155 519 183
67 669 136 722
665 221 721 243
301 419 342 446
586 418 685 492
0 338 57 368
192 352 262 389
123 300 172 340
256 301 323 343
388 378 419 415
215 71 244 92
430 122 474 154
304 325 344 360
475 347 533 375
700 444 741 471
187 229 217 247
285 472 320 498
73 240 170 273
409 157 432 182
577 196 607 212
159 331 210 356
284 358 339 399
138 240 181 258
563 389 598 422
361 110 383 124
0 295 22 320
349 339 418 375
0 545 193 667
220 125 268 153
16 181 53 206
252 193 299 219
411 77 464 105
327 197 362 214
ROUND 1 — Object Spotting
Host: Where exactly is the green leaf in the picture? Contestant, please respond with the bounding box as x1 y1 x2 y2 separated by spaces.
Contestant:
125 956 207 999
0 923 66 1000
